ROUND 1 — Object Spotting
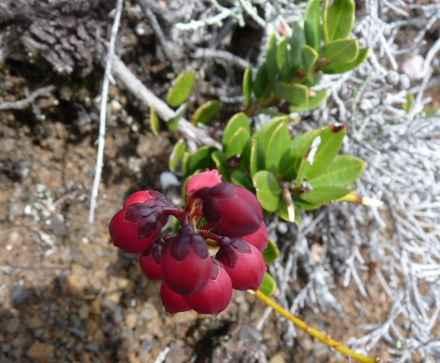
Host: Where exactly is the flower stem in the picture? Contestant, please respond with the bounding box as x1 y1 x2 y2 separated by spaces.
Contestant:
253 290 379 363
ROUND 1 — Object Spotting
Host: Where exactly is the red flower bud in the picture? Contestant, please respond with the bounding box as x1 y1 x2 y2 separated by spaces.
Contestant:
162 226 212 295
109 209 160 253
139 244 162 280
160 283 191 313
194 183 263 238
186 170 222 196
242 223 268 251
186 259 233 314
216 239 266 290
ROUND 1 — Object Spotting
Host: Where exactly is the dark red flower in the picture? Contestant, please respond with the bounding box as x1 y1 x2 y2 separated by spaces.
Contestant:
109 209 160 253
216 238 266 290
139 243 162 280
186 259 233 314
242 222 268 251
161 226 212 295
186 169 222 196
193 183 263 238
160 283 191 313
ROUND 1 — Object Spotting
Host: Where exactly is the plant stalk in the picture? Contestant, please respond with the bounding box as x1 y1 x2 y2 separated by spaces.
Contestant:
253 290 379 363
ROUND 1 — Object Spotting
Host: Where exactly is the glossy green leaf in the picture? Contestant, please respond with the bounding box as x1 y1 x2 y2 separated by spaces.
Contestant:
266 33 279 81
304 0 322 50
149 108 160 135
266 119 292 174
166 70 197 107
243 67 253 107
263 240 281 264
309 155 365 188
231 169 253 190
275 82 309 107
169 139 187 172
223 113 251 146
324 0 355 42
253 170 282 212
259 273 278 296
323 47 368 74
186 146 215 175
302 124 347 180
321 38 359 66
192 100 221 125
225 127 251 159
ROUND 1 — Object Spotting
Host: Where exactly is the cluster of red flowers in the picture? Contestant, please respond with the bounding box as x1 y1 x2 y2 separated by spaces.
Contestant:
109 170 268 314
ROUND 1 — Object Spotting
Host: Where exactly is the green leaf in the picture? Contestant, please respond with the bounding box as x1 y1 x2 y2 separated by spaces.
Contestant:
192 100 222 125
291 89 329 112
231 169 253 190
297 153 366 204
253 171 282 212
302 124 347 180
224 127 251 159
308 89 329 108
166 70 197 107
259 273 278 296
169 139 187 172
253 65 269 99
149 108 160 135
321 38 359 66
263 240 281 264
250 137 263 177
243 67 253 107
266 119 292 174
309 155 365 189
223 113 251 146
275 82 309 107
287 23 306 74
211 150 229 177
292 128 325 183
186 146 215 175
302 45 319 74
266 33 278 81
253 117 286 168
278 200 302 223
304 0 322 50
323 47 369 74
324 0 355 42
277 37 289 80
300 186 352 204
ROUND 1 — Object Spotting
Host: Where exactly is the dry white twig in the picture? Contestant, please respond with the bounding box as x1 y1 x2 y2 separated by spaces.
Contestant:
88 0 124 224
0 86 55 111
111 56 221 148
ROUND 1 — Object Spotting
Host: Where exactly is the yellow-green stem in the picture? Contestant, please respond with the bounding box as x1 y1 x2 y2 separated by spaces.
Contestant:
254 290 379 363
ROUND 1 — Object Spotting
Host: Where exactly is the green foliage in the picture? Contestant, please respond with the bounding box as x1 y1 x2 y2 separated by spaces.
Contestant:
164 0 368 268
263 240 281 264
259 272 278 296
192 100 221 125
241 0 365 114
166 70 197 107
149 108 161 136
